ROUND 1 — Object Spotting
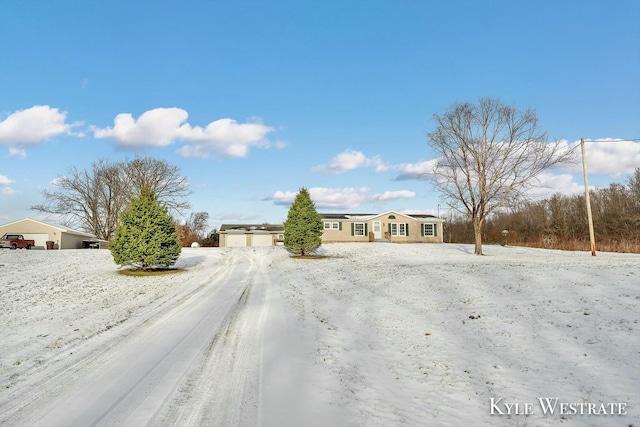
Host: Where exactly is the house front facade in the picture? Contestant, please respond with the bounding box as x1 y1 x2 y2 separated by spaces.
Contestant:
218 212 444 247
320 211 444 243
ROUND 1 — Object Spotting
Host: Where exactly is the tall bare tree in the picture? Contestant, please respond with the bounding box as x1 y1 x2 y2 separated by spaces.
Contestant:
32 156 191 240
427 98 573 254
123 157 191 213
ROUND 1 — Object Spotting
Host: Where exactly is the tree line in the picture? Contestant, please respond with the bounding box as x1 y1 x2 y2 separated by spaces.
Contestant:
443 168 640 253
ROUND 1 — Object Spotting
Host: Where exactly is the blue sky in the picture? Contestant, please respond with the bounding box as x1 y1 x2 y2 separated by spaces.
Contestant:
1 0 639 231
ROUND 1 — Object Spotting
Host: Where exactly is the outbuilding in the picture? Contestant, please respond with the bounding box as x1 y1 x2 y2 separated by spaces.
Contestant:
0 218 106 249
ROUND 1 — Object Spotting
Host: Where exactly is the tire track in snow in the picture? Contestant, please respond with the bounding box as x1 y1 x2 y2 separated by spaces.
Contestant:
153 249 272 426
0 249 268 427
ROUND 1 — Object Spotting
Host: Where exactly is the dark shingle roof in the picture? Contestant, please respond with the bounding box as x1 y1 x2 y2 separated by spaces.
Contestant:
220 224 284 232
320 212 440 220
320 213 375 220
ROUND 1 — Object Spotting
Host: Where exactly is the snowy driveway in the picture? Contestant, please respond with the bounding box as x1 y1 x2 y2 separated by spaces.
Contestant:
0 248 271 426
1 244 639 426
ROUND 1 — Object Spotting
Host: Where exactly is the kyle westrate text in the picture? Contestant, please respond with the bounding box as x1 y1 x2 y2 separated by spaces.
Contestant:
490 397 628 416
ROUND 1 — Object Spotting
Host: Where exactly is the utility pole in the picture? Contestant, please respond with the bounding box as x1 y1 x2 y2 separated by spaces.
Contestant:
581 138 596 256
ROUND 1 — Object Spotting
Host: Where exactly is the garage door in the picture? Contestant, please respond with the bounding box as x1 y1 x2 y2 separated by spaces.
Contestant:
251 234 273 247
21 233 49 249
226 234 247 247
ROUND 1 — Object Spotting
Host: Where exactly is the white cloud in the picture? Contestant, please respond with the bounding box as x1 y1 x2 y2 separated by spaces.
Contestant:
526 172 585 200
568 139 640 177
93 108 274 158
50 176 65 186
308 187 371 209
0 106 80 153
93 108 190 148
311 150 388 174
370 190 416 202
265 187 417 210
265 187 371 209
0 175 15 195
176 118 273 158
9 147 26 158
393 159 438 180
0 175 15 186
264 190 297 205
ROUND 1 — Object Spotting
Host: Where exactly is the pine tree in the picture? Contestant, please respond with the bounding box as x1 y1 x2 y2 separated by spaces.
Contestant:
284 187 323 256
110 187 181 270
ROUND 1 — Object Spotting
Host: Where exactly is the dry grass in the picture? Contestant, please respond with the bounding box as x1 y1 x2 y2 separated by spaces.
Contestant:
117 268 186 276
515 237 640 254
290 255 327 259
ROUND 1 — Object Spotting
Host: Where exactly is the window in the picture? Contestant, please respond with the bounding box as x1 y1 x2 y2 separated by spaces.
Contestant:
354 223 365 236
324 221 341 230
332 222 339 230
422 223 436 237
389 223 408 236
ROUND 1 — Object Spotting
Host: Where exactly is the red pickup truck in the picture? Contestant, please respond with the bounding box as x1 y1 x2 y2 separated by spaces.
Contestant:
0 234 35 249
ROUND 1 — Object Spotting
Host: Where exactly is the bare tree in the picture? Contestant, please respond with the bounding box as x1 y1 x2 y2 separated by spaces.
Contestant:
185 211 209 239
123 157 191 214
426 98 573 254
176 211 210 246
32 157 191 240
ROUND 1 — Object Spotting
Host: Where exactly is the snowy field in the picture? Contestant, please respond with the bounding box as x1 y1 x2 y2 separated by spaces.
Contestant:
0 243 638 427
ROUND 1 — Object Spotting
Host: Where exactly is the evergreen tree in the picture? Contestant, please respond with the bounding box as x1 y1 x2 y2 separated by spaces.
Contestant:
110 187 181 270
284 187 323 256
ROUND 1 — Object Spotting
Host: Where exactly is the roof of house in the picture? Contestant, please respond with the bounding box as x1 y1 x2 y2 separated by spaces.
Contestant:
219 212 443 233
0 218 98 238
220 223 284 232
320 211 443 222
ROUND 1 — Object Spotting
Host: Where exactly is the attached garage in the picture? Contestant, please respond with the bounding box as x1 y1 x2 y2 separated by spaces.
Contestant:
20 233 49 249
225 233 248 247
0 218 105 250
250 232 273 247
219 224 284 248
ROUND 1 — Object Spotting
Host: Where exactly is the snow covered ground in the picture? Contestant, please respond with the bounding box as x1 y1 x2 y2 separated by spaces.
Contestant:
0 243 638 426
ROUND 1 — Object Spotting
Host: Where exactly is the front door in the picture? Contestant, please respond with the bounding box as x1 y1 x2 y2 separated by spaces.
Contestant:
373 221 382 239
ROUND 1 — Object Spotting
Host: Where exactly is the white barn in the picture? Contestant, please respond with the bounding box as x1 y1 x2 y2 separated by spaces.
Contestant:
0 218 105 250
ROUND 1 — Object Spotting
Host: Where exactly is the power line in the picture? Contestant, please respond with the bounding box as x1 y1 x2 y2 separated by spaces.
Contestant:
566 137 640 155
582 138 640 142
